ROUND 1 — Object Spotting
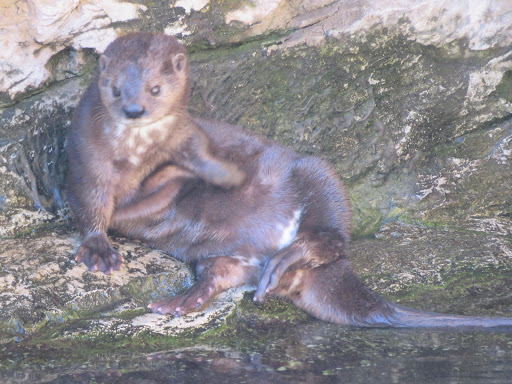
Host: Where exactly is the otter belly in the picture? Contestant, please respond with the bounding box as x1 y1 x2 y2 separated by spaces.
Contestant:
112 186 302 264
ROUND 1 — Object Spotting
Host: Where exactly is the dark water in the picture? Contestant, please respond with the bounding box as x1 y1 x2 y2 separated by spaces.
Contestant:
2 321 512 384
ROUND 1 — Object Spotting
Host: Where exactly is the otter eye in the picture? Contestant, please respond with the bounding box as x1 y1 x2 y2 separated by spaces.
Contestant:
150 86 161 96
112 87 121 98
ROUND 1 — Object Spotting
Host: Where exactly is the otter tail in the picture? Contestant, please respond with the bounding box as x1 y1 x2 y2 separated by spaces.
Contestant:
270 241 512 328
378 304 512 328
271 158 512 328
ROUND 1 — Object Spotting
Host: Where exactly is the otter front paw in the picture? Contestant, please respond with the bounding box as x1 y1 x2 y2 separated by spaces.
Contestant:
75 233 123 274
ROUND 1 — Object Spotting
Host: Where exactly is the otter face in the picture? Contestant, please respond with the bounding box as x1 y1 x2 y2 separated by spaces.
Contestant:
97 36 189 128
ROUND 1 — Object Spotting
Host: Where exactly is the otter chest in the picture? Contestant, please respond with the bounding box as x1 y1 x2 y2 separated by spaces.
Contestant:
112 119 175 166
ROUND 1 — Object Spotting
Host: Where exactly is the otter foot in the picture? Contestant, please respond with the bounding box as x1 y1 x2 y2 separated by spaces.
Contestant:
148 279 215 316
211 162 246 189
149 255 261 316
75 233 123 274
254 232 347 302
254 245 305 302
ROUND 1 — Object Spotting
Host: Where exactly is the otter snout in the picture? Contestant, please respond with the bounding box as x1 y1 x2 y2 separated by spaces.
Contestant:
123 104 146 119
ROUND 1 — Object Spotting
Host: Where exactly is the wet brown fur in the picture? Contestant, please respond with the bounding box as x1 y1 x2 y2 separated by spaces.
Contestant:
67 33 512 328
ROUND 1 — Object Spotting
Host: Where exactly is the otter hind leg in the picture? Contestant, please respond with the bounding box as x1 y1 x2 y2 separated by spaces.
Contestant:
253 244 305 302
254 231 344 302
274 259 395 326
148 255 261 316
258 231 394 326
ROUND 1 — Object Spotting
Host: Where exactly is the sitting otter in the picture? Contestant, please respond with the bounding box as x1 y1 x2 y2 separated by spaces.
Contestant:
67 33 512 327
67 33 244 274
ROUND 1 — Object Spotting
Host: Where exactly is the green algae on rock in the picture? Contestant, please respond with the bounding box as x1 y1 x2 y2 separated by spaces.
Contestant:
350 222 512 317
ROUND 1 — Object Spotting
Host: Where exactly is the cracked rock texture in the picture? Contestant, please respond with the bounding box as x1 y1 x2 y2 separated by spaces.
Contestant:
0 231 196 338
0 229 254 339
0 0 512 341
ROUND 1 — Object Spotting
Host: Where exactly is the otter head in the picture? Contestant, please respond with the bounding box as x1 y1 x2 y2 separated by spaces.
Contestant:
98 33 190 127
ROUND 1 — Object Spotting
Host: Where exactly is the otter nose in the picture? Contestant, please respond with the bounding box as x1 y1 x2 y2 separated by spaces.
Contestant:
123 104 145 119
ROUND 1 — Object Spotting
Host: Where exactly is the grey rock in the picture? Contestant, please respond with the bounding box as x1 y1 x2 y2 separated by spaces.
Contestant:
0 231 197 339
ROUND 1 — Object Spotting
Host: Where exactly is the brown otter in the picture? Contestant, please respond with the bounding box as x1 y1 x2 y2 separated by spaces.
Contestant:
68 33 512 327
66 33 245 273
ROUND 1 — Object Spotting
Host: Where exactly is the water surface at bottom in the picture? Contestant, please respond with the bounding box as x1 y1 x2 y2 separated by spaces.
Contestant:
3 321 512 384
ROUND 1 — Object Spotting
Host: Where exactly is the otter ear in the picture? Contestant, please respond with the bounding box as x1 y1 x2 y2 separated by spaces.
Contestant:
172 53 187 73
99 55 110 73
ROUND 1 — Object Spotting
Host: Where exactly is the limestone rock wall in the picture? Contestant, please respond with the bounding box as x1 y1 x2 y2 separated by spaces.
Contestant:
1 0 142 99
1 0 511 236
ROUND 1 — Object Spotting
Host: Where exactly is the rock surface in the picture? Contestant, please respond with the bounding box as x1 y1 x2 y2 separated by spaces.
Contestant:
1 221 511 345
0 231 183 336
0 228 258 340
351 222 512 316
0 0 142 98
0 0 512 348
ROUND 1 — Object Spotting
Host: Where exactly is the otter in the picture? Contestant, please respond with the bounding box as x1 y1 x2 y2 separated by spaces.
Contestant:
67 33 245 273
68 33 512 327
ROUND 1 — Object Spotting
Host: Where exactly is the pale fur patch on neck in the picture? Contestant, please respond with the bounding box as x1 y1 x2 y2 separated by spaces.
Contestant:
125 114 177 151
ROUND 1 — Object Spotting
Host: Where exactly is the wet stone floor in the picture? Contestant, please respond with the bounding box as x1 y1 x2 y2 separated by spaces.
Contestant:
2 321 512 384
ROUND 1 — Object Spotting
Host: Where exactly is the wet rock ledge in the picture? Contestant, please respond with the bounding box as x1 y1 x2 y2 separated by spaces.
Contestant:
0 230 259 341
1 220 511 345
